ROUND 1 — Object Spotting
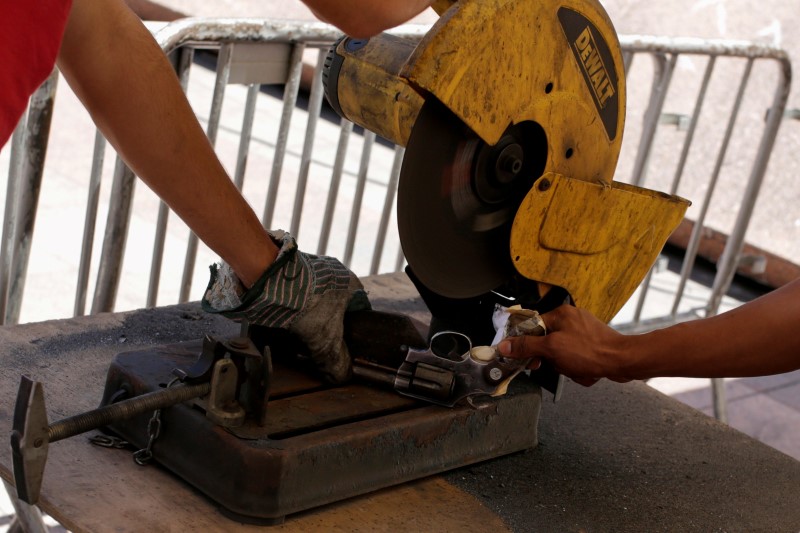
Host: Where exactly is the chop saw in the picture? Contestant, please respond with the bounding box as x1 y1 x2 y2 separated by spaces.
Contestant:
324 0 688 334
10 0 689 525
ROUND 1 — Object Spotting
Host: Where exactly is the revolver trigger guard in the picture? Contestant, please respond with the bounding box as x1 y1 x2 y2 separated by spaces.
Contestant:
393 331 524 407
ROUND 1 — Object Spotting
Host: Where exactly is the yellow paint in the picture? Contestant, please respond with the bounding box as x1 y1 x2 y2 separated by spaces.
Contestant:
510 173 690 322
403 0 626 185
335 34 425 146
333 0 689 322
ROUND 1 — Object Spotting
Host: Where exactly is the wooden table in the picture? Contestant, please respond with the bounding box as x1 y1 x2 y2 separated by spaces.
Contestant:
2 273 799 532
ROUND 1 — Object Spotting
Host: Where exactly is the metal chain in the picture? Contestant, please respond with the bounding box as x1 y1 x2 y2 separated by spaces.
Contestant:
132 377 180 466
132 410 161 465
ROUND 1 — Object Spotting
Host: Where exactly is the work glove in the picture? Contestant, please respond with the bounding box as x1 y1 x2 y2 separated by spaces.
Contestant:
201 230 371 383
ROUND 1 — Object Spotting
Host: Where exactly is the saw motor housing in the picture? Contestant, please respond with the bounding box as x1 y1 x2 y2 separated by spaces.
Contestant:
324 0 689 325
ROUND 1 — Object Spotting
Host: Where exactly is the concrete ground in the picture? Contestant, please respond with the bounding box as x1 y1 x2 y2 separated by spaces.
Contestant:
1 0 800 530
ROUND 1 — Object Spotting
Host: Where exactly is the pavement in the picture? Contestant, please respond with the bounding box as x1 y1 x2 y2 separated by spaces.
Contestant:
1 0 800 530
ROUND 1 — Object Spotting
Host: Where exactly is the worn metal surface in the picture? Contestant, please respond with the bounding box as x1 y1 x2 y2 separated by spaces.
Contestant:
407 0 624 154
1 69 59 326
100 337 541 524
90 158 136 315
329 33 424 147
10 375 212 505
511 173 689 323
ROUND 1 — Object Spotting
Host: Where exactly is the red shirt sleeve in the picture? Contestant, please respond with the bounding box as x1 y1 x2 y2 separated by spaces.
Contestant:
0 0 74 148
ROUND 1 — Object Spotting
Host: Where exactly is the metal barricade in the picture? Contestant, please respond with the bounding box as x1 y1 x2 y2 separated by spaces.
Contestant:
108 20 428 316
0 23 792 381
614 36 792 421
613 36 791 336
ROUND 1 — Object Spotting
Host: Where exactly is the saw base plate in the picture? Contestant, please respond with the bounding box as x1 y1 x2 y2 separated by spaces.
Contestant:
100 337 541 524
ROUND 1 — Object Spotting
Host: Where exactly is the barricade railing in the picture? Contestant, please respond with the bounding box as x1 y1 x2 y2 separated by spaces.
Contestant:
0 24 793 400
614 35 791 421
89 20 428 316
614 36 791 336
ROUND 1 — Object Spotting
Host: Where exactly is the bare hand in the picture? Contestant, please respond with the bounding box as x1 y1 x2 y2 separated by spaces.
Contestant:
497 305 633 386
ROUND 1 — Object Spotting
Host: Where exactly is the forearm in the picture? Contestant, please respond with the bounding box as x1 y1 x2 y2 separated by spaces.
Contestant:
302 0 433 37
500 278 800 383
621 278 800 379
57 0 275 286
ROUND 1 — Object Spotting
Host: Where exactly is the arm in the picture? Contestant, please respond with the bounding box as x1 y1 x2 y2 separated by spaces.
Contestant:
499 278 800 383
57 0 369 382
301 0 434 38
56 0 277 287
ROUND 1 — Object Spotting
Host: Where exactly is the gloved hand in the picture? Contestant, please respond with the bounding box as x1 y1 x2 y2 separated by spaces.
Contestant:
201 230 371 383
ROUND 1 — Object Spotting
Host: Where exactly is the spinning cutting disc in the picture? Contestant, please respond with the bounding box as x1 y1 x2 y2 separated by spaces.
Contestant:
398 99 546 298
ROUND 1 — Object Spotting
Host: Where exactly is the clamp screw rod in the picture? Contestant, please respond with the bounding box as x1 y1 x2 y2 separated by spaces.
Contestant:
48 383 210 443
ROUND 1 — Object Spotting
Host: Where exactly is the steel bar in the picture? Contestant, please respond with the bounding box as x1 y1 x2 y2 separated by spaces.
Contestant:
670 58 755 322
91 158 136 314
147 203 171 309
631 265 655 324
233 83 261 191
620 34 791 60
630 53 677 187
0 117 27 325
707 57 787 421
394 245 406 273
622 50 634 73
74 130 107 316
706 55 789 316
625 52 672 319
289 48 327 239
318 120 354 255
669 57 716 196
48 382 210 443
370 147 404 275
154 19 429 56
711 378 729 424
4 69 58 324
667 57 717 316
343 131 375 266
262 43 305 229
703 53 790 424
204 44 233 147
7 70 59 324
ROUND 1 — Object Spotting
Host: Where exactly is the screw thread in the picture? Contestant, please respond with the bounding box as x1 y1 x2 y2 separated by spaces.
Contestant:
48 383 210 443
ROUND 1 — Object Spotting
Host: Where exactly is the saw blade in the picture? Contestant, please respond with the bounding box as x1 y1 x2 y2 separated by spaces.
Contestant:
398 99 545 298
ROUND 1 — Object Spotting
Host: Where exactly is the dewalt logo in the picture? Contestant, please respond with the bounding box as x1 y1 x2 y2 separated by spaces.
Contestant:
557 7 620 140
573 26 615 108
